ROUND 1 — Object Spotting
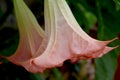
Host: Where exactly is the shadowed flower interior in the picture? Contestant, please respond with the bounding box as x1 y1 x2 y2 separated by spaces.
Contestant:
4 0 117 73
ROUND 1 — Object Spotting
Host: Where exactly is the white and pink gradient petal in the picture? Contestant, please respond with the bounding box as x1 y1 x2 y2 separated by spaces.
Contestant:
6 0 44 64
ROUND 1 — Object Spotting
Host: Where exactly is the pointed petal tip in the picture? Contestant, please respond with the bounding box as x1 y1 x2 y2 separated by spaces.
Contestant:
104 37 118 45
112 45 119 49
97 46 119 58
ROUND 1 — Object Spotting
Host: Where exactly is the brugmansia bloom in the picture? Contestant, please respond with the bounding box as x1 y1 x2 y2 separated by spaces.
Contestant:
5 0 45 69
5 0 117 73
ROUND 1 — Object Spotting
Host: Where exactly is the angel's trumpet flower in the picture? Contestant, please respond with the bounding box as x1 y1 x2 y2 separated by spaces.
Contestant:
6 0 44 64
5 0 117 73
23 0 117 73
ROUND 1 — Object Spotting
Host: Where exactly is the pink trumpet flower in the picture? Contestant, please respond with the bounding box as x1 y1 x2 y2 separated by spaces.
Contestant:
6 0 44 64
5 0 117 73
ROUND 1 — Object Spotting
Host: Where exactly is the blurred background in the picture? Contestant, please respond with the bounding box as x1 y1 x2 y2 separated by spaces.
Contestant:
0 0 120 80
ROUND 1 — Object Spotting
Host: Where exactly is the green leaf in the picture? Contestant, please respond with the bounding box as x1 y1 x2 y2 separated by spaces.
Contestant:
95 51 118 80
70 2 97 32
77 3 97 32
30 73 45 80
95 0 120 80
53 68 63 80
113 0 120 11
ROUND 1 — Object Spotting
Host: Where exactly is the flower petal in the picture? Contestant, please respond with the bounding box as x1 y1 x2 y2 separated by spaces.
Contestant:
6 0 44 64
